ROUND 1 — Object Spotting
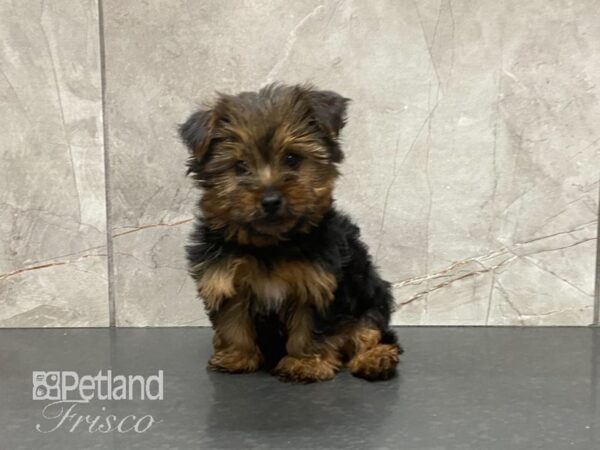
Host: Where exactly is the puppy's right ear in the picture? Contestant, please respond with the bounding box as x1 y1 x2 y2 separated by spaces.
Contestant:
179 109 214 167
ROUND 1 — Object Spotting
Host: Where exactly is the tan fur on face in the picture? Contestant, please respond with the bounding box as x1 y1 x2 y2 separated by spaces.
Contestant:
195 88 341 246
199 152 337 246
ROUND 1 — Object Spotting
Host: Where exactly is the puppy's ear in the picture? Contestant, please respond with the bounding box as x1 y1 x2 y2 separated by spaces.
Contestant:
303 89 350 163
179 109 214 167
306 89 350 138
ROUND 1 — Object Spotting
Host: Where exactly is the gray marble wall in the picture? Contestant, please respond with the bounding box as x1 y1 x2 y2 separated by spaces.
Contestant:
1 0 108 326
1 0 598 327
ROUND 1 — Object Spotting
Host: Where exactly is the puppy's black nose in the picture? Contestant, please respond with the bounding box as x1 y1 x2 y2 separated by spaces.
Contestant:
261 191 283 215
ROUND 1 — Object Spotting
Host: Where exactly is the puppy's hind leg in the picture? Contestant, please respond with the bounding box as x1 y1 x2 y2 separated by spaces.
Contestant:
346 325 402 381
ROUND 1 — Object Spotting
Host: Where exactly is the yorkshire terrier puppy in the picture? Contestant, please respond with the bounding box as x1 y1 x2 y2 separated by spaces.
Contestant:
180 84 402 382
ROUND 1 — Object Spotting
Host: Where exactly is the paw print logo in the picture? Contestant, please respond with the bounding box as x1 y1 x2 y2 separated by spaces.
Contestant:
32 371 61 400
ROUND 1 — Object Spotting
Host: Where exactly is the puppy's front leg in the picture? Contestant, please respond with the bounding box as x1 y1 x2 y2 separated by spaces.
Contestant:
208 297 262 373
274 304 341 383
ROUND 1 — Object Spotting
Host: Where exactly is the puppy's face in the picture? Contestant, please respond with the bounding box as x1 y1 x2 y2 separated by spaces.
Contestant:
180 84 349 245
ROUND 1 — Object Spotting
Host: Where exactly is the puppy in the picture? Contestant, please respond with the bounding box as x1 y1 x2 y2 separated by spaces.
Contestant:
180 84 402 382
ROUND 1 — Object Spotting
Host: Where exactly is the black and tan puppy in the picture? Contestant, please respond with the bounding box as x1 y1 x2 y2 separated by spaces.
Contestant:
180 84 401 382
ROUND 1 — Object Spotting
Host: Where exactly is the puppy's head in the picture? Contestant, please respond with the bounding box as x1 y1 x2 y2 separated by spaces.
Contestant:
180 84 349 245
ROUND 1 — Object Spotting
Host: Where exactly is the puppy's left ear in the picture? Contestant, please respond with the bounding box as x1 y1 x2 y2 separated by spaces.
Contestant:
179 108 214 168
305 89 350 163
306 89 350 137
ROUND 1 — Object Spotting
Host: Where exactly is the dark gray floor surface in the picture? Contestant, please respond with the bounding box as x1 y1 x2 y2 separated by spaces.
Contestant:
0 327 598 450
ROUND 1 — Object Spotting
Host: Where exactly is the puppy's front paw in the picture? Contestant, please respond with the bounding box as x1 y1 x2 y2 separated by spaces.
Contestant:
348 344 400 381
208 349 262 374
273 355 336 383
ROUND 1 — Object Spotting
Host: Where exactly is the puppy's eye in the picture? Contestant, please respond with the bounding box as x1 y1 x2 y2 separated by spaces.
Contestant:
283 152 302 170
234 160 250 176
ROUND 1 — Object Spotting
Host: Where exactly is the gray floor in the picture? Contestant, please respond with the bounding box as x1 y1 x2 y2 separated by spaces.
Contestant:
0 327 598 450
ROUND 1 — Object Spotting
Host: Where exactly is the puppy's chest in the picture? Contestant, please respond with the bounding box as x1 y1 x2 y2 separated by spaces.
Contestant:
196 254 337 313
238 257 337 313
248 275 289 312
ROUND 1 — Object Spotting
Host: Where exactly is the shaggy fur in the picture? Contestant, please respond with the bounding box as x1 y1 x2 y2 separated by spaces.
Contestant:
180 83 402 382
